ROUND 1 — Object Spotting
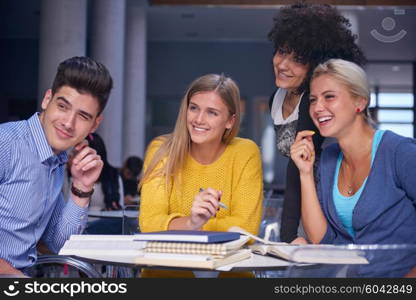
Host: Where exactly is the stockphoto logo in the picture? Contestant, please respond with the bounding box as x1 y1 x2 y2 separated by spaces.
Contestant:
370 9 407 43
3 281 20 297
3 281 127 297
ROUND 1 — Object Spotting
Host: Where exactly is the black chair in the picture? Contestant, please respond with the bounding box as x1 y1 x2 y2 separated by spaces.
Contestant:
29 255 102 278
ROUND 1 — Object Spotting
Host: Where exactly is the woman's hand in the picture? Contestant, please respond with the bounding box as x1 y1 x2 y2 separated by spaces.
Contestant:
189 187 222 230
290 237 308 245
290 130 316 175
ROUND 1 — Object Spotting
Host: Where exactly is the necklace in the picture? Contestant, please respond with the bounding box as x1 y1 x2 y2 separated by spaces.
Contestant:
340 147 372 196
340 162 354 195
346 182 354 196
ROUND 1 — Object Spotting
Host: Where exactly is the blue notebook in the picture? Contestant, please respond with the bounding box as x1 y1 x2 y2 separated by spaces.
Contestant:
133 230 241 243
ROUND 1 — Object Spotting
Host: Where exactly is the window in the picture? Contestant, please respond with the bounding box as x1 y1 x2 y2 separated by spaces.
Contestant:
371 92 414 138
366 62 414 138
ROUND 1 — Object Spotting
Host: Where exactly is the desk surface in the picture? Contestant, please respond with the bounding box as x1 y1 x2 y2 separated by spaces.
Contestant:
88 210 138 219
67 252 296 272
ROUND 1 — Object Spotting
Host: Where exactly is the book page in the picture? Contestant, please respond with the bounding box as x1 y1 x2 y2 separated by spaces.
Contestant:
250 244 368 264
223 235 250 250
228 226 287 245
288 246 368 264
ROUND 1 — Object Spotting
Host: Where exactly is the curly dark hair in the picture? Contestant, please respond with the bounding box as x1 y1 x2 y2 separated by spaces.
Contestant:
268 2 366 94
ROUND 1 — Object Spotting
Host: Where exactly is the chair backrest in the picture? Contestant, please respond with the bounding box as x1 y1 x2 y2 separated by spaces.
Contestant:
259 188 284 242
254 189 284 278
29 255 102 278
122 204 140 235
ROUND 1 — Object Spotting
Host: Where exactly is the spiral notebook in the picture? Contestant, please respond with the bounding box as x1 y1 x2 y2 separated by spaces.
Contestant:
144 235 250 256
134 249 252 270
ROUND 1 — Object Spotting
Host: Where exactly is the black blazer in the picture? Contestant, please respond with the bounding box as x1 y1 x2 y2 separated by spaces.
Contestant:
269 89 324 242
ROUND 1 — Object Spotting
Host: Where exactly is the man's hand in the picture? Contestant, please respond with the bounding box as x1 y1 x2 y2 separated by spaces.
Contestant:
70 140 103 191
69 139 103 207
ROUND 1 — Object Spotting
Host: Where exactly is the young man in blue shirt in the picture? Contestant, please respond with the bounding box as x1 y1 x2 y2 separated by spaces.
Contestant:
0 56 113 276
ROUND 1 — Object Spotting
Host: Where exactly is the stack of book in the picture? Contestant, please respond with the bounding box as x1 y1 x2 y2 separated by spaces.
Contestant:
59 230 251 270
132 230 251 269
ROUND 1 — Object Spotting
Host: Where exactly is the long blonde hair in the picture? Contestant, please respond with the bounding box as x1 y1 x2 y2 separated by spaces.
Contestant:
140 74 241 188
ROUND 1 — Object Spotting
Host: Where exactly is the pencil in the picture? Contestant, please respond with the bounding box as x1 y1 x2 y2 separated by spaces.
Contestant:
199 188 228 210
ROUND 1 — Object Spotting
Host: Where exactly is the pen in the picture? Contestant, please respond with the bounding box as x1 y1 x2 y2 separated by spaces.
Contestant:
199 188 228 210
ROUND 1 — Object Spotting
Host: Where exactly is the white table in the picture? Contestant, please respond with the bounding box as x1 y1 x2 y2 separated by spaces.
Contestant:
88 210 138 219
64 252 298 278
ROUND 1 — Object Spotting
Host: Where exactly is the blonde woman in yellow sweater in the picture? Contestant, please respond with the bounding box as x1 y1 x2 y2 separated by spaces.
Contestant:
139 74 263 277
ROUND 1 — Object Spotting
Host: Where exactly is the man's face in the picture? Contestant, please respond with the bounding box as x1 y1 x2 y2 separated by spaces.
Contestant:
39 86 103 154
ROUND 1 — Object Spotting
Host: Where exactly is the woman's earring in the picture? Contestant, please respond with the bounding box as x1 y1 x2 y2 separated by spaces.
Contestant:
356 108 361 113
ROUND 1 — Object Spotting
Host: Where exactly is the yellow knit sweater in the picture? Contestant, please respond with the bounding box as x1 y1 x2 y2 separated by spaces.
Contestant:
139 137 263 236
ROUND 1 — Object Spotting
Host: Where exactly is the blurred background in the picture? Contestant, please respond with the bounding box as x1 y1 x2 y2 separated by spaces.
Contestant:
0 0 415 188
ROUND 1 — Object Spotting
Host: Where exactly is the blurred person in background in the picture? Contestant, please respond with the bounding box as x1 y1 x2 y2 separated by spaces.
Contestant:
120 156 143 206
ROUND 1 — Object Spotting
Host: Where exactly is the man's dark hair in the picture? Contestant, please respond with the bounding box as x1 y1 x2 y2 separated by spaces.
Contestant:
268 2 366 94
51 56 113 115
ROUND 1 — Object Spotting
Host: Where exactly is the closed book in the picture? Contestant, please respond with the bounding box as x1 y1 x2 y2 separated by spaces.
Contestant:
134 230 240 243
66 234 138 241
59 239 146 256
134 249 252 270
144 235 250 256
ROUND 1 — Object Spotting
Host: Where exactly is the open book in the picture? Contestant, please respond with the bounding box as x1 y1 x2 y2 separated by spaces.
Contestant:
228 226 368 265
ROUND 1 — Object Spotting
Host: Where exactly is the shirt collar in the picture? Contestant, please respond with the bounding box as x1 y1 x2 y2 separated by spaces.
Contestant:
27 113 68 165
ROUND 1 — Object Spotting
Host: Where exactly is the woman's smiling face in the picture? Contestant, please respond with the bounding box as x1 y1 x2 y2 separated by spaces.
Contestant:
186 91 235 148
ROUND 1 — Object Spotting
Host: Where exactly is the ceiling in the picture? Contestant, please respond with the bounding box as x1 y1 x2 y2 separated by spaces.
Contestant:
147 5 416 59
1 0 415 89
147 4 415 88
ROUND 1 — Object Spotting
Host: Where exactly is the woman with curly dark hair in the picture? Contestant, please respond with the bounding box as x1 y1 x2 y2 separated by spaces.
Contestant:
268 2 366 243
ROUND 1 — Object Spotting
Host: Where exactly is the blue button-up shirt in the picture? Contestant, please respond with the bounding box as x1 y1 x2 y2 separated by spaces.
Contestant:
0 113 88 270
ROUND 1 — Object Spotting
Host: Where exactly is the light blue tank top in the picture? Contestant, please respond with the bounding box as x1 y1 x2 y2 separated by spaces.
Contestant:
332 130 385 237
